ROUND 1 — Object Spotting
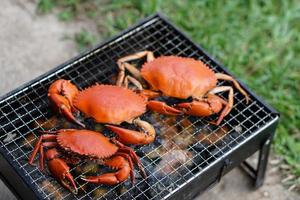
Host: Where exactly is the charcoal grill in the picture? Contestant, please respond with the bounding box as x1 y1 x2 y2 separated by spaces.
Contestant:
0 13 279 200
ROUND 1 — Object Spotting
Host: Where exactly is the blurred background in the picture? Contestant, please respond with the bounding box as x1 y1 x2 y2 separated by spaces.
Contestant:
0 0 299 199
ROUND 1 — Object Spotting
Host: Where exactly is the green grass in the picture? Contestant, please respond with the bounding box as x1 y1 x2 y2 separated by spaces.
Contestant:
74 29 97 51
37 0 101 21
37 0 300 183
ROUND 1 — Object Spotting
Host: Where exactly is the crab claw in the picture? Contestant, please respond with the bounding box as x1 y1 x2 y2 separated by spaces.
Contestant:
176 95 230 125
81 156 131 185
147 100 183 115
81 174 119 185
138 90 160 100
176 100 222 117
48 79 85 128
176 102 211 116
57 101 85 128
106 119 156 145
63 172 78 194
47 157 78 194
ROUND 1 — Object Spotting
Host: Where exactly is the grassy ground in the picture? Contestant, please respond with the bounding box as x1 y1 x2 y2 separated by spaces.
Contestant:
37 0 300 189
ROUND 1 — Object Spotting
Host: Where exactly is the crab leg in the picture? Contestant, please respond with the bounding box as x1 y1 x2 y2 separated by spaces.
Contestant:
106 118 156 145
138 90 160 99
122 63 144 81
39 145 44 170
81 155 131 185
209 86 234 116
147 100 183 115
122 72 161 100
118 51 155 64
117 51 154 86
40 142 58 170
123 75 143 90
112 138 147 178
28 134 57 168
114 152 135 183
215 73 250 103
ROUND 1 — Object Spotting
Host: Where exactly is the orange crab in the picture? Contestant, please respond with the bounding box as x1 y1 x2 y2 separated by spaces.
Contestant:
48 80 155 145
116 51 250 125
28 129 146 193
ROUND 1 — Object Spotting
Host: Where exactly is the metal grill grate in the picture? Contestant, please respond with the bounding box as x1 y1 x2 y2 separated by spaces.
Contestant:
0 14 278 200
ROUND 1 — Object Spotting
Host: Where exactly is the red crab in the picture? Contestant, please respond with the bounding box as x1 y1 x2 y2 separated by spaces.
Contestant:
28 129 146 194
48 81 155 145
116 51 250 125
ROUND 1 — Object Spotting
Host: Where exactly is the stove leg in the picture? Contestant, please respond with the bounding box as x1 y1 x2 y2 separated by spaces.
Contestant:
240 136 272 188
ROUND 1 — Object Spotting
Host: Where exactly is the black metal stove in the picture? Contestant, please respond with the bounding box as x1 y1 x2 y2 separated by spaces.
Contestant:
0 14 279 200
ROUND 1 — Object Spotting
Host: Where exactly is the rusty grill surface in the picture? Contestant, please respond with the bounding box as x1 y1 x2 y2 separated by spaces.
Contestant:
0 15 278 199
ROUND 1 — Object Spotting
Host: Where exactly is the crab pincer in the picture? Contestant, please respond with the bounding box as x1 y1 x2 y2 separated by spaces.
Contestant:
48 79 85 127
147 100 183 116
81 156 132 185
176 94 227 125
45 149 78 194
106 118 156 145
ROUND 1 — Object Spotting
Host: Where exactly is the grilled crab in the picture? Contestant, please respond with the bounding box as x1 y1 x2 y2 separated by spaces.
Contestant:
28 129 146 194
116 51 250 125
48 81 155 145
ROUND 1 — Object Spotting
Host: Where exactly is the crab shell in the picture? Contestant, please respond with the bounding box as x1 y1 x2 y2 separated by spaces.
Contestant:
141 56 217 99
57 129 118 158
73 85 146 124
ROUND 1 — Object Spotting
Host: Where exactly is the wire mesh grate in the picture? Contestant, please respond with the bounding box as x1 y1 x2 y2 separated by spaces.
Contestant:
0 15 277 199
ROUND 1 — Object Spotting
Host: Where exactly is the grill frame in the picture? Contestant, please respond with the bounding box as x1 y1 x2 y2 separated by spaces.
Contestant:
0 13 279 200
